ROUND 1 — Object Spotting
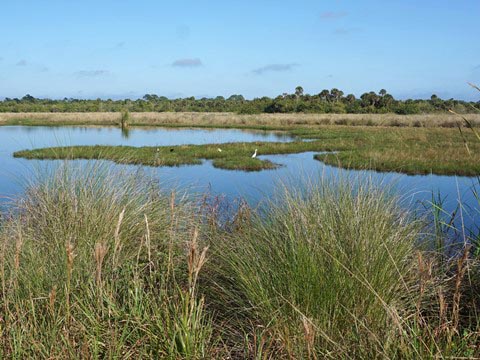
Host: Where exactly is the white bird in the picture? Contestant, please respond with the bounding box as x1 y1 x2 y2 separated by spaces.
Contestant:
217 148 222 152
251 149 258 158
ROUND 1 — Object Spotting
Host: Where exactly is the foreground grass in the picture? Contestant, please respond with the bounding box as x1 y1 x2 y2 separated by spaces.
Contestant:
14 126 480 175
1 166 479 358
204 179 480 358
0 165 214 358
2 111 480 129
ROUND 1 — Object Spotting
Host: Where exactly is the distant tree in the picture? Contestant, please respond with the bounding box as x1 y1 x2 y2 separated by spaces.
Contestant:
227 94 245 101
379 89 387 97
319 89 330 101
330 88 344 102
295 86 304 98
344 94 356 103
22 94 36 102
143 94 160 102
361 92 379 108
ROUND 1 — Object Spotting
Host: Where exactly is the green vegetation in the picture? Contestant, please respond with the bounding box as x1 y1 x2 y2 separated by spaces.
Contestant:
2 112 480 129
120 109 130 128
14 126 480 175
1 165 479 357
1 88 478 114
0 164 214 358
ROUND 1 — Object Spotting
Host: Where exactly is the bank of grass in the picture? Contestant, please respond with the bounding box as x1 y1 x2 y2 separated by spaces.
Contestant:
1 166 479 358
14 126 480 175
2 111 480 128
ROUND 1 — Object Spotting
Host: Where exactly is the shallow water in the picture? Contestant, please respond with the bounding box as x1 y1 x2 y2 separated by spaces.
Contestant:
0 125 478 236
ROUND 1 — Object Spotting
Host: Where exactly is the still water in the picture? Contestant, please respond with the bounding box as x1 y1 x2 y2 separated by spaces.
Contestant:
0 126 478 233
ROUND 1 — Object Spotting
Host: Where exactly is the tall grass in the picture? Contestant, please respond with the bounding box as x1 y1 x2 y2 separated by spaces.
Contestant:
204 177 480 358
1 164 480 357
2 111 480 128
204 177 422 357
0 163 214 358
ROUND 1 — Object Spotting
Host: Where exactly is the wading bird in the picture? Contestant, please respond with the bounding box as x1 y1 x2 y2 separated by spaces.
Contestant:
251 149 258 158
217 148 222 152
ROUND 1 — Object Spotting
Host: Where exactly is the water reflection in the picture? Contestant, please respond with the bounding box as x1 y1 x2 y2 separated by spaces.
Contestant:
121 126 130 139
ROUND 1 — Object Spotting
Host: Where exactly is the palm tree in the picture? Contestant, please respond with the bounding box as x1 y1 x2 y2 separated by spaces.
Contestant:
319 89 330 101
330 88 344 102
295 86 304 98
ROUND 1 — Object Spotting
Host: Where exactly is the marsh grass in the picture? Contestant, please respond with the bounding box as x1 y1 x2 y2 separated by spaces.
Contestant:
204 177 420 357
2 111 480 129
0 163 214 358
1 163 480 357
14 126 480 175
203 177 480 358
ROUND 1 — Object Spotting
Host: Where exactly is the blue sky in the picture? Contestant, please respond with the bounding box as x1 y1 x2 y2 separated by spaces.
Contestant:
0 0 479 100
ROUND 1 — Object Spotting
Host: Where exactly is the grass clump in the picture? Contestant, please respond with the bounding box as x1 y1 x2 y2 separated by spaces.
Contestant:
203 177 480 358
204 177 421 357
211 157 278 171
0 163 214 358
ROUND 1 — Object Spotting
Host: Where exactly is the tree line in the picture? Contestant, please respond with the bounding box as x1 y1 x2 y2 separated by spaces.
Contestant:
1 87 478 114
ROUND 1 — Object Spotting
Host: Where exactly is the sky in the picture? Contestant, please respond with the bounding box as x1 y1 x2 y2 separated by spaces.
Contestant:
0 0 479 100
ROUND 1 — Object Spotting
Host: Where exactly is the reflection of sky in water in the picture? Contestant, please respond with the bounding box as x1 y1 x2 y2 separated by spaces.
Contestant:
0 126 478 233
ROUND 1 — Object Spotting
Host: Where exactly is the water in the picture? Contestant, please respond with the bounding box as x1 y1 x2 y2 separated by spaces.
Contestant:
0 125 478 236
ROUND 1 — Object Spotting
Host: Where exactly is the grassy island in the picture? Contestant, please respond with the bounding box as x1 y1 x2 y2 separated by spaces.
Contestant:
14 126 480 175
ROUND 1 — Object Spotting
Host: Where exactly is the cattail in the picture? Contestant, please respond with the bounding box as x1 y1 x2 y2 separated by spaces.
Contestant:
187 228 208 297
452 245 470 333
48 285 57 316
14 229 23 271
170 191 176 214
302 315 316 360
144 214 152 274
65 240 75 324
94 242 108 287
66 240 75 271
437 287 447 336
112 207 125 268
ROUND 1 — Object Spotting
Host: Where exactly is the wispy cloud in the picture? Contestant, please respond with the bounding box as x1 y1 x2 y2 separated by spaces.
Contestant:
14 59 49 72
252 63 299 75
176 25 190 40
333 27 361 35
172 58 203 67
320 11 348 20
74 70 110 77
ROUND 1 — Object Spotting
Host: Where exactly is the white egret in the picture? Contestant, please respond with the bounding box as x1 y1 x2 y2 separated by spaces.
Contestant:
217 148 222 152
251 149 258 158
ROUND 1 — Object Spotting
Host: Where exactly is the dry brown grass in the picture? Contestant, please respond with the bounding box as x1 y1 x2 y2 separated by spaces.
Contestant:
1 112 480 128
